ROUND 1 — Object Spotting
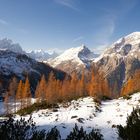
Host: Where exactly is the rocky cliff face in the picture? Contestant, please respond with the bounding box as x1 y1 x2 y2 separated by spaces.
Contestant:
93 32 140 94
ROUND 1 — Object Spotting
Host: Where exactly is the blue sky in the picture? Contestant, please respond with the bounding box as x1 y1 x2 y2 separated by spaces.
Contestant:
0 0 140 53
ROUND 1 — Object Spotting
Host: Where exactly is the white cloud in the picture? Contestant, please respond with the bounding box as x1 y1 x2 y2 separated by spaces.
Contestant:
54 0 79 11
0 19 8 25
93 16 115 46
73 36 84 42
48 47 64 54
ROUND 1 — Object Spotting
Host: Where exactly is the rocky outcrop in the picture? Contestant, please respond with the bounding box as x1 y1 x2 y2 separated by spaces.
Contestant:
94 32 140 94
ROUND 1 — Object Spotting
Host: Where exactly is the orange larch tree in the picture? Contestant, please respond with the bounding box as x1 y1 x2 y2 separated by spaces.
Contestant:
23 76 32 107
16 80 24 110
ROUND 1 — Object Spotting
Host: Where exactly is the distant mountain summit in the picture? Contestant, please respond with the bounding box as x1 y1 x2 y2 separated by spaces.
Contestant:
47 45 98 73
0 38 24 53
27 49 58 61
0 38 59 61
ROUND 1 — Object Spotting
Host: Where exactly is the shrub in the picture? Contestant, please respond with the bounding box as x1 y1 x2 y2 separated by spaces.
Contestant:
100 95 111 101
46 127 61 140
0 116 36 140
66 124 103 140
17 101 59 116
117 107 140 140
0 117 103 140
122 95 131 100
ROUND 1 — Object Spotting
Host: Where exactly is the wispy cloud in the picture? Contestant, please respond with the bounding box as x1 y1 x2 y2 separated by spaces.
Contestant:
73 36 84 42
54 0 80 11
93 16 115 49
48 47 64 54
0 19 8 25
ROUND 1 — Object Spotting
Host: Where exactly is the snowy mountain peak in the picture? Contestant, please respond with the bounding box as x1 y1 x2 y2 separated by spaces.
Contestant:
100 32 140 58
27 49 58 61
126 31 140 39
47 45 98 69
0 38 24 53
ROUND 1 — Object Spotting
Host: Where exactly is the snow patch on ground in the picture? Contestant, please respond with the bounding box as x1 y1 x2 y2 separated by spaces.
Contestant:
1 93 140 140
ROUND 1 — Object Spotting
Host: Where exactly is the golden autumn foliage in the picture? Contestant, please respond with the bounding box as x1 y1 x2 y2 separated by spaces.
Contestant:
35 74 47 103
34 69 111 104
23 76 31 107
15 77 32 110
121 70 140 96
5 69 112 114
4 67 140 115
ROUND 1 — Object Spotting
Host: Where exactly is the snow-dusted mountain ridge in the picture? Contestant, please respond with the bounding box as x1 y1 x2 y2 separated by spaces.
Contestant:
0 38 24 53
0 38 58 61
101 32 140 58
27 49 58 61
47 45 98 73
93 32 140 94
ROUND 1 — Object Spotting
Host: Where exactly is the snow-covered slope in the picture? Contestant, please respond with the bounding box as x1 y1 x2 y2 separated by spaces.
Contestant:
0 50 38 77
47 45 98 73
14 92 140 140
95 32 140 61
0 38 25 53
27 50 58 61
0 49 66 93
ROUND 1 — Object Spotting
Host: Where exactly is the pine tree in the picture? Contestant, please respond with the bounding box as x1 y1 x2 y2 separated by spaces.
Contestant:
61 76 71 100
76 70 86 97
4 93 10 115
88 70 99 97
7 77 18 113
69 72 78 99
46 72 56 104
16 80 24 110
35 75 47 103
101 78 110 97
35 82 40 103
23 76 31 107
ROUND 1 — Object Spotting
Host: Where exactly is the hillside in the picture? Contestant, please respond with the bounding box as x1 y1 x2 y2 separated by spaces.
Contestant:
0 50 67 93
13 93 140 140
93 32 140 94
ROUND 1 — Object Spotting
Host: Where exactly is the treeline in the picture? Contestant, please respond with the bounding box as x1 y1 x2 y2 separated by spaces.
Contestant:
4 69 111 114
5 68 140 114
4 77 31 114
35 70 111 104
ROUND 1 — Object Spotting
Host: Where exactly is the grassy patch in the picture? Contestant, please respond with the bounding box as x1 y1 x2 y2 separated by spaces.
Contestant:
17 101 59 116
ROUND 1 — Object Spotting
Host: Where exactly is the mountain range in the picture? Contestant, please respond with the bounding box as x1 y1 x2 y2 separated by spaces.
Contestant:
1 32 140 95
47 32 140 94
0 38 58 61
0 49 66 94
